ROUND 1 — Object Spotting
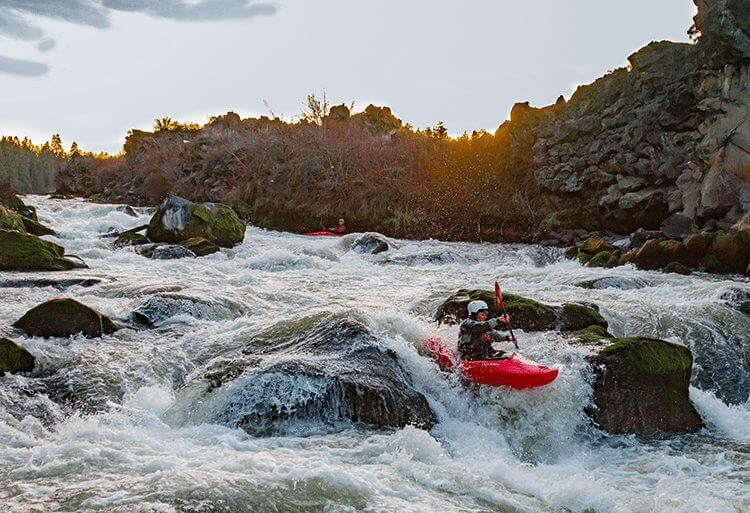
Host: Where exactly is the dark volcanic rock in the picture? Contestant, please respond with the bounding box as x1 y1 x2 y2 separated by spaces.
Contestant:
436 289 607 332
176 318 435 435
586 338 704 435
0 278 101 290
351 233 390 254
0 338 35 374
14 298 119 338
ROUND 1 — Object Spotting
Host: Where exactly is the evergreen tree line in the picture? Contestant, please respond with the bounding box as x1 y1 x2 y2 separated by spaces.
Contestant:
0 134 67 193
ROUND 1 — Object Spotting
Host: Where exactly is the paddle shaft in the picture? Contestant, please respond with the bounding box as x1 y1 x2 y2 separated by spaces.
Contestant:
495 282 519 349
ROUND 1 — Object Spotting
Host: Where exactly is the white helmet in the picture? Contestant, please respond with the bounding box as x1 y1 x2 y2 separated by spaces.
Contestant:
467 300 489 316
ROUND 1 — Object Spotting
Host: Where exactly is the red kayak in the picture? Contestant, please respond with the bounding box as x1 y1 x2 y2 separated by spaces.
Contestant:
423 338 558 389
303 231 346 237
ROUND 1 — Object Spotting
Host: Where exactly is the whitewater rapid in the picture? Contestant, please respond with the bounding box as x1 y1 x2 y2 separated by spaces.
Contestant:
1 196 748 513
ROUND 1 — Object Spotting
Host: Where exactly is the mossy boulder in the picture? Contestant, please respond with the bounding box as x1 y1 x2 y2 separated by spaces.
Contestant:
180 237 220 256
114 232 149 247
13 298 119 338
703 230 750 274
0 338 35 374
586 338 704 435
435 289 607 332
586 251 620 268
622 239 687 270
663 261 691 275
21 216 56 236
0 230 78 271
568 325 615 345
146 195 245 248
580 237 615 255
0 205 26 233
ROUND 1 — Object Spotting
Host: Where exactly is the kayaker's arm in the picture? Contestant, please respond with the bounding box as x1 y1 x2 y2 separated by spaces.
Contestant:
461 318 508 334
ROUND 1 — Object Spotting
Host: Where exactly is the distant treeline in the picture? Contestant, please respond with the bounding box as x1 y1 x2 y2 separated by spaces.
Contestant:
52 96 541 241
0 136 61 193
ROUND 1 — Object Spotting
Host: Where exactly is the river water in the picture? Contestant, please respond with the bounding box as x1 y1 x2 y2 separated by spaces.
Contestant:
1 196 749 513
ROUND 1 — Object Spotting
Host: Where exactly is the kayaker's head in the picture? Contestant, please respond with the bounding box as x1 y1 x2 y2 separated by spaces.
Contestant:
467 300 490 321
338 218 345 226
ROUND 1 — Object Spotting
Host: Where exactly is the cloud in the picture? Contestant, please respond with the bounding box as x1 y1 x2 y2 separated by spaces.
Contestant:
37 39 56 52
0 55 49 77
0 1 276 76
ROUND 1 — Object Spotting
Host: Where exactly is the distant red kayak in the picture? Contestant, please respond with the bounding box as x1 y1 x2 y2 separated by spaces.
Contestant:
423 338 558 389
303 231 346 237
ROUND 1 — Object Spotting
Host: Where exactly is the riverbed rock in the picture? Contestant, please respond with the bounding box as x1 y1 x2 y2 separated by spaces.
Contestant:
586 337 704 435
0 338 35 374
351 233 390 254
13 298 119 338
146 195 245 247
141 244 196 260
0 230 78 272
0 205 26 233
435 289 607 332
114 232 149 247
20 216 56 236
574 276 651 290
660 213 694 239
0 278 101 290
720 288 750 315
131 293 239 326
180 237 220 257
171 318 435 435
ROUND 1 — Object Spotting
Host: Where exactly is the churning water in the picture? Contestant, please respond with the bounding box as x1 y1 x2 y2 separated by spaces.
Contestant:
1 196 748 513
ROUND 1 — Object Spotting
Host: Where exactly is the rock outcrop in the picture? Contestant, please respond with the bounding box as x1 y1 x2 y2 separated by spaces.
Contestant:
0 230 80 271
585 334 705 435
146 195 245 248
168 318 435 435
435 289 608 332
0 338 35 374
14 298 119 338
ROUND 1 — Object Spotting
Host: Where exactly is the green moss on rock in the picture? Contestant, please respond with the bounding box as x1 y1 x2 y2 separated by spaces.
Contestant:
146 196 245 248
21 216 56 236
0 338 35 373
435 289 606 332
13 298 119 338
0 230 77 271
587 251 620 268
561 303 608 331
586 337 704 435
569 325 614 345
114 232 149 247
0 206 26 233
180 237 220 256
581 237 615 255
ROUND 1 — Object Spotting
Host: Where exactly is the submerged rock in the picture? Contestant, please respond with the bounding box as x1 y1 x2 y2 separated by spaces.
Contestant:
114 231 149 247
0 278 101 290
0 230 79 271
574 276 650 290
146 195 245 248
141 244 196 260
131 294 237 326
586 336 704 435
0 338 35 374
171 318 435 435
435 289 607 332
720 288 750 315
14 298 119 338
180 237 220 257
351 233 390 254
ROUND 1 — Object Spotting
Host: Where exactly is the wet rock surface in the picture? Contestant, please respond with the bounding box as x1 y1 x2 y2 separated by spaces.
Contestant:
0 338 35 374
0 278 101 290
351 233 390 254
172 318 435 435
13 298 119 338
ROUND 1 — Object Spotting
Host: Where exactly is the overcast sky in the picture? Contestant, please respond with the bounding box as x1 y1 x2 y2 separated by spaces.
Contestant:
0 0 697 153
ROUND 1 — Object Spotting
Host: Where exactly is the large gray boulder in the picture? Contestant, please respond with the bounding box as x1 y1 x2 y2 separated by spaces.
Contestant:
166 318 435 435
693 0 750 61
146 196 245 248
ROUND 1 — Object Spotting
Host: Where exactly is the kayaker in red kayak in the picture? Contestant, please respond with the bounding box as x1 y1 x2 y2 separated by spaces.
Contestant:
458 300 516 360
327 218 347 234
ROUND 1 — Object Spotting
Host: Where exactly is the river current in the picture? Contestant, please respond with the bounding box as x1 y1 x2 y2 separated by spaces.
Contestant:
1 196 749 513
